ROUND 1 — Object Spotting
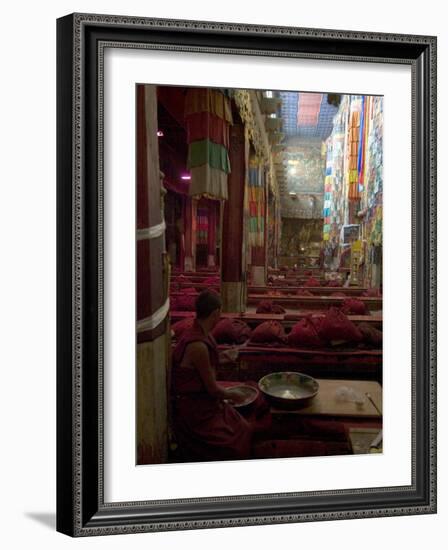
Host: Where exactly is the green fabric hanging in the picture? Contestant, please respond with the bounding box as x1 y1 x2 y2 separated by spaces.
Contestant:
187 139 231 174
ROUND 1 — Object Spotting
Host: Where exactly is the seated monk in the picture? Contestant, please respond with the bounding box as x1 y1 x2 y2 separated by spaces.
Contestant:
171 290 255 462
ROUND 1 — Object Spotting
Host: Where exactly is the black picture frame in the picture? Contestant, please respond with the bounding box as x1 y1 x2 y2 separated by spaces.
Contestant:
56 13 437 536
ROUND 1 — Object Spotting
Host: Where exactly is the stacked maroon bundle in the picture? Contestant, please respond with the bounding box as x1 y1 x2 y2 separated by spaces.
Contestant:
171 318 194 339
287 316 325 348
183 287 199 295
340 298 369 315
330 292 346 298
318 307 363 344
203 276 220 286
249 321 287 345
362 288 382 297
211 318 251 345
256 300 286 314
327 279 342 288
296 289 314 296
171 294 196 311
304 277 320 287
170 282 180 293
174 274 191 284
357 322 383 346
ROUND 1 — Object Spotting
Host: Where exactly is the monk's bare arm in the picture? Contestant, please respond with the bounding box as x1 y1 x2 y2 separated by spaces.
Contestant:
186 342 233 400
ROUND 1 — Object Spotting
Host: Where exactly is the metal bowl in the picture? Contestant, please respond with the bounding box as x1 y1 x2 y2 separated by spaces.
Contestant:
258 372 319 409
225 385 259 408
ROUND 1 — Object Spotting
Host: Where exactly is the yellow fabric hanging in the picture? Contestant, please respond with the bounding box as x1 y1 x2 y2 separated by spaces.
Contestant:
184 88 233 124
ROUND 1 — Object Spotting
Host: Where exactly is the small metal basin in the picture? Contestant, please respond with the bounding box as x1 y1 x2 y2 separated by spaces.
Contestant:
258 372 319 409
225 385 259 408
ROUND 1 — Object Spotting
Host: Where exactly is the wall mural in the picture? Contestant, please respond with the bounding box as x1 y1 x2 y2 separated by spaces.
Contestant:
279 141 326 218
279 218 324 260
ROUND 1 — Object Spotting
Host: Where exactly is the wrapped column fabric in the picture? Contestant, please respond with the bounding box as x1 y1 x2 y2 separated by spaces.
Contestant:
186 111 230 148
189 164 229 200
184 88 233 124
187 139 231 173
185 88 233 200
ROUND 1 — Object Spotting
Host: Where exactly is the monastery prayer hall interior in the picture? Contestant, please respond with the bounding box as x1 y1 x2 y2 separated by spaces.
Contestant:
136 85 383 465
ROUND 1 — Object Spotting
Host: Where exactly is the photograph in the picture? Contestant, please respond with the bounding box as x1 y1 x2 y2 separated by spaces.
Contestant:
136 85 384 466
55 11 436 536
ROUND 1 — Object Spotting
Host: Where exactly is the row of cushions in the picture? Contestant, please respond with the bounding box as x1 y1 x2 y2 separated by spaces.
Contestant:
171 317 252 345
255 300 286 314
256 297 369 315
171 309 382 349
172 295 372 316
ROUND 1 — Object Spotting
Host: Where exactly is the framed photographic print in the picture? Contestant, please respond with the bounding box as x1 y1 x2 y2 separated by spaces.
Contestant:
56 13 437 536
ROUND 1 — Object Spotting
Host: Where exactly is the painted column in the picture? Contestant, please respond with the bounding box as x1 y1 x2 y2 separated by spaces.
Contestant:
221 121 247 312
136 84 169 465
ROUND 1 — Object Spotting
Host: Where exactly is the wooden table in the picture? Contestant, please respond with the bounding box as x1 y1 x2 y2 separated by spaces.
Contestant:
270 379 382 421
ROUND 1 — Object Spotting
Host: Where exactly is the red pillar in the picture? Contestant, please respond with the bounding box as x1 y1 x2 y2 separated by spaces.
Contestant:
184 197 197 271
136 84 169 465
136 85 167 337
221 121 247 312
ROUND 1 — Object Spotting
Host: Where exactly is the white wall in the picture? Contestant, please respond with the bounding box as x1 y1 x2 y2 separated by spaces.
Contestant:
0 0 445 548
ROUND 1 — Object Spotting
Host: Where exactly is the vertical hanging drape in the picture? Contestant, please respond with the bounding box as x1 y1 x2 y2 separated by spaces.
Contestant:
347 100 362 201
247 157 265 248
196 204 209 245
207 200 218 262
184 88 233 200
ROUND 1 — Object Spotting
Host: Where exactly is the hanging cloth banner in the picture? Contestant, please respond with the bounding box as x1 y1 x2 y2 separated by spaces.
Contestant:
186 111 230 148
189 164 229 200
187 139 231 173
248 160 265 248
358 96 370 186
184 88 233 124
347 106 361 201
196 206 209 244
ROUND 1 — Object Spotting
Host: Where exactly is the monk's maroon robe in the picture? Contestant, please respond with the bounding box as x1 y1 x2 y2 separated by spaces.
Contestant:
171 320 253 461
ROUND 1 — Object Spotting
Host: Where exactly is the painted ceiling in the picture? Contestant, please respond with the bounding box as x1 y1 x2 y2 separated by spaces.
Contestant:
279 92 339 140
